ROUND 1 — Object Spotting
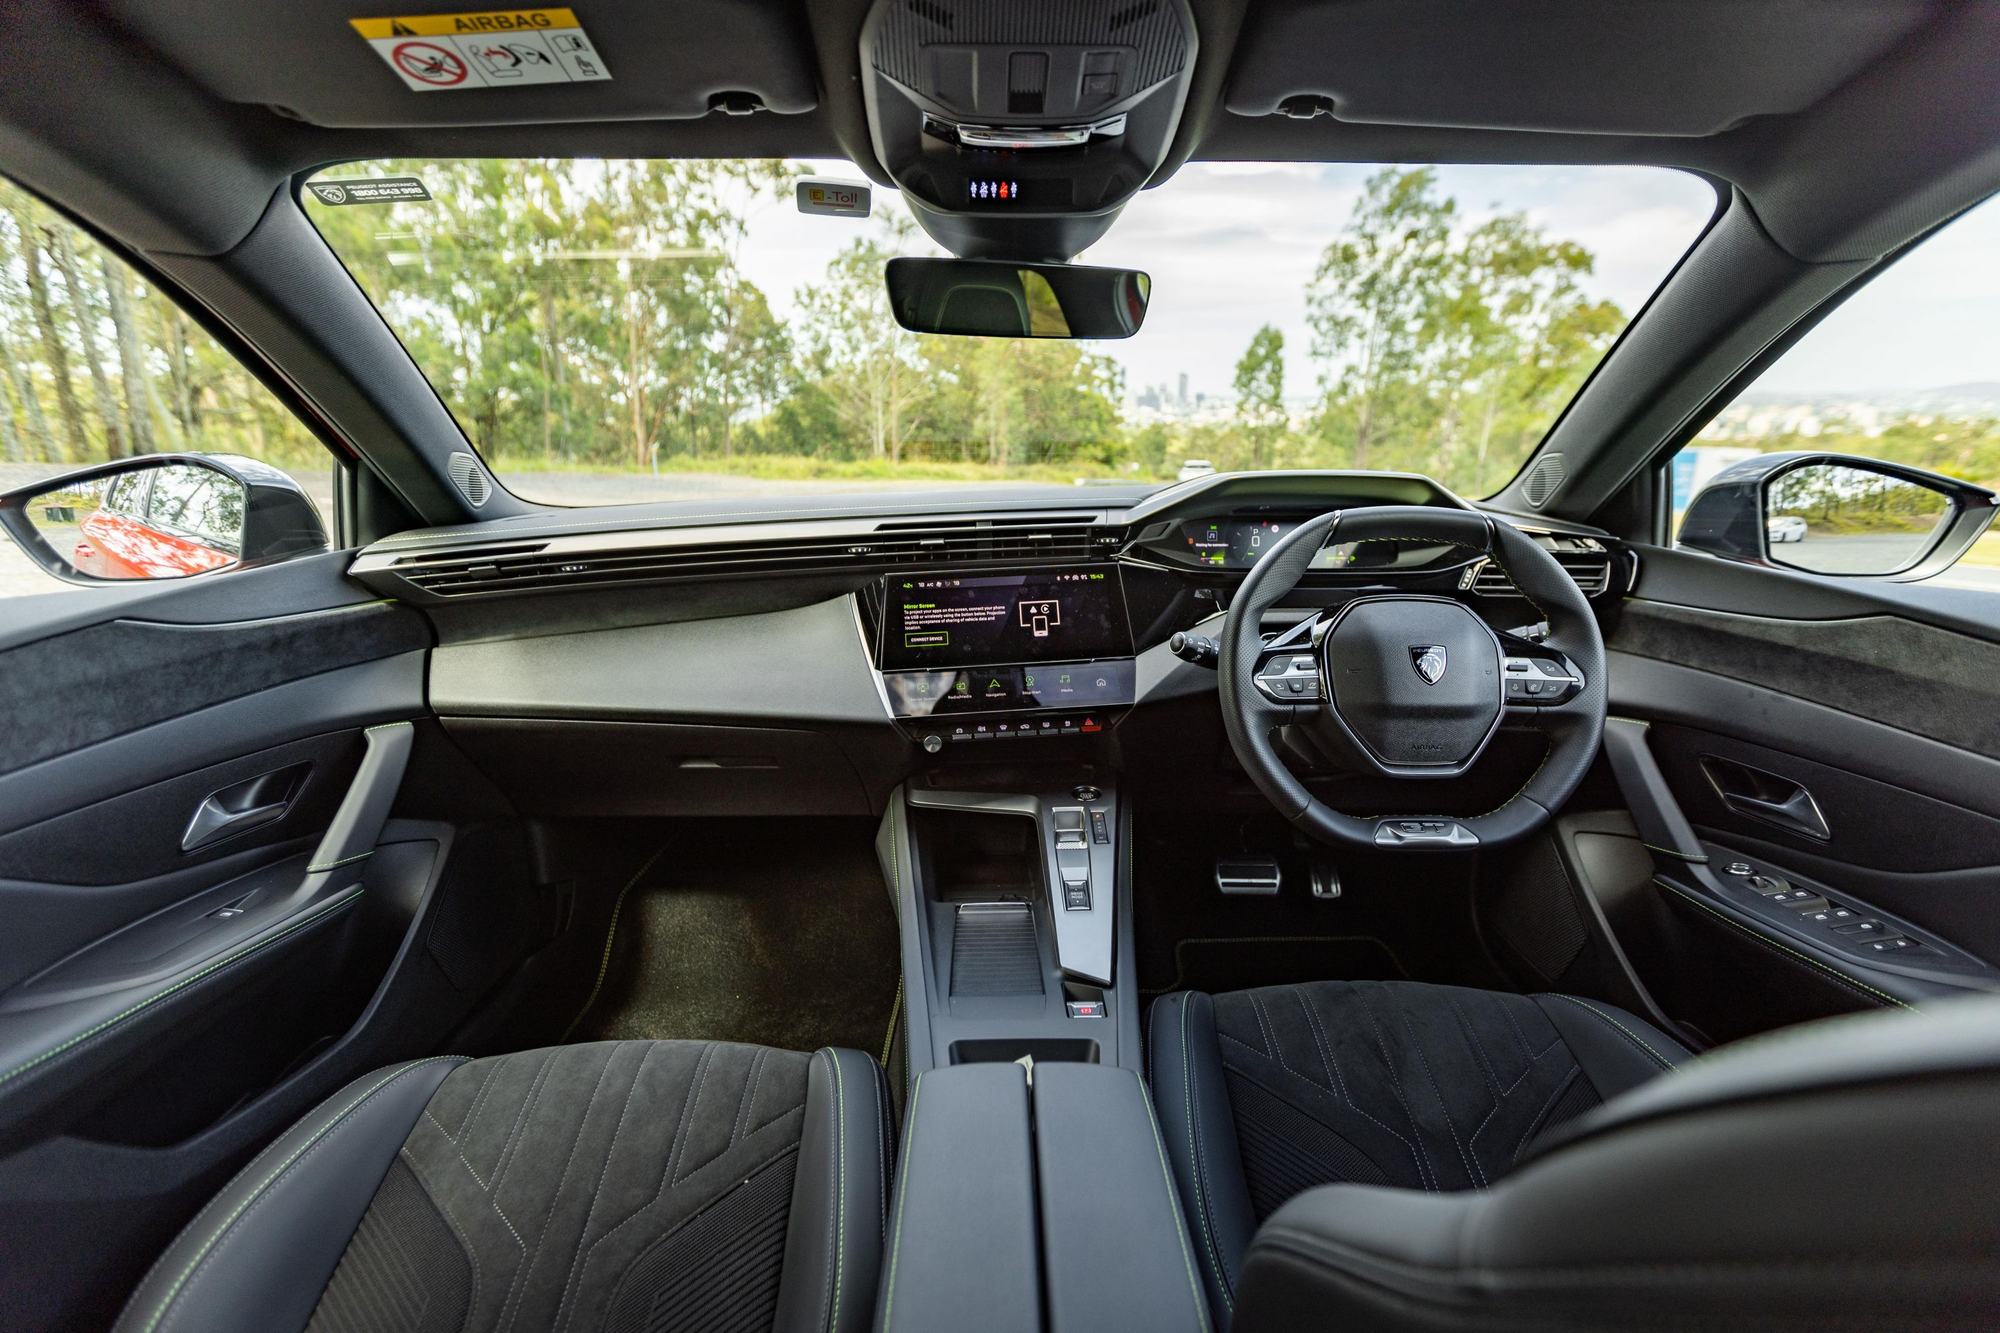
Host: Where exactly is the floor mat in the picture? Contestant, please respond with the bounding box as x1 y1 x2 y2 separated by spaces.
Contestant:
571 818 901 1058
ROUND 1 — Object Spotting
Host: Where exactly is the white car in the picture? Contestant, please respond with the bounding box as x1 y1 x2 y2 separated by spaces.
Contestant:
1768 515 1808 543
1177 459 1217 482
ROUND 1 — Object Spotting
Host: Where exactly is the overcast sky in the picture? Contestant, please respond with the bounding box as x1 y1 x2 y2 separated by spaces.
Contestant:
739 159 1997 404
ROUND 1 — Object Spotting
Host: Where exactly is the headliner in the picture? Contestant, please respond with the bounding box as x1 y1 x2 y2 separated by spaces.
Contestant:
1 0 1995 270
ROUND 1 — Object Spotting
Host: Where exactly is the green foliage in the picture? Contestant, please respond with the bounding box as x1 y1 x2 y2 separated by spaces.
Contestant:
1747 419 2000 490
1298 167 1625 490
0 179 325 473
300 160 1644 492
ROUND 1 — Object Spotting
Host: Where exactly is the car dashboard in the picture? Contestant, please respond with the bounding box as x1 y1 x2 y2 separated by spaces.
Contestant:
344 470 1625 810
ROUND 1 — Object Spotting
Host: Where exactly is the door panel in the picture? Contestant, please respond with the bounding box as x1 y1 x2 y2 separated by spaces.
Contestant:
1600 547 2000 1046
0 554 454 1331
1611 595 2000 759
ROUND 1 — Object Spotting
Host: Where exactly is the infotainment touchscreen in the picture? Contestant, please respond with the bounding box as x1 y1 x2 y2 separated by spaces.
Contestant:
878 568 1133 671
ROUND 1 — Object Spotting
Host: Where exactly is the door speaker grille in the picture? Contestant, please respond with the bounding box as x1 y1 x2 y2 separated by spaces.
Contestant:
951 902 1043 996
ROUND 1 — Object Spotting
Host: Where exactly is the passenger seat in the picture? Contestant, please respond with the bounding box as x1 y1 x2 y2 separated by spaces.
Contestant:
112 1041 890 1333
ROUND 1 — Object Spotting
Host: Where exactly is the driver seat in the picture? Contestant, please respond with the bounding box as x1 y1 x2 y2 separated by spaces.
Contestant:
1150 980 2000 1331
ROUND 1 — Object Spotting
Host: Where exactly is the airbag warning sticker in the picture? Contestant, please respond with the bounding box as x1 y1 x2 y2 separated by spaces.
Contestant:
351 9 611 90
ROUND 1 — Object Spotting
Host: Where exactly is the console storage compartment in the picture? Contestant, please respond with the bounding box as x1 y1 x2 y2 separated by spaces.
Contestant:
877 1062 1209 1333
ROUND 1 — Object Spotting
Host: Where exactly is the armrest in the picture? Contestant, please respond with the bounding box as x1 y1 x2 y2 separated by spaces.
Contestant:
1033 1063 1211 1333
877 1063 1040 1333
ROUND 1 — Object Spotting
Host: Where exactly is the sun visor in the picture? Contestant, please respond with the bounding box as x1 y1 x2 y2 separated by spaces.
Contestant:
1224 0 1935 136
99 0 818 128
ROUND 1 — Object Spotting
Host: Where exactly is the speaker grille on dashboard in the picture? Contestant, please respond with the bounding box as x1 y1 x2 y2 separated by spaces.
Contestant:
1521 453 1567 508
446 451 492 508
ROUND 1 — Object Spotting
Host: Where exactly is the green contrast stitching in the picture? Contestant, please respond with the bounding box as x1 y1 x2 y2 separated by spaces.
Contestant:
559 838 674 1041
879 979 903 1069
0 891 361 1090
1547 993 1676 1070
1643 843 1707 862
830 1050 847 1331
1137 1067 1215 1333
1655 878 1911 1009
136 1055 462 1333
879 1072 923 1330
362 721 413 736
1607 716 1652 728
1180 997 1232 1310
306 850 374 873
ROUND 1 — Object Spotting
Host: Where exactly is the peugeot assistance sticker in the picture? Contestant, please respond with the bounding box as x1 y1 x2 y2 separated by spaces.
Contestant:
306 176 432 205
351 9 611 91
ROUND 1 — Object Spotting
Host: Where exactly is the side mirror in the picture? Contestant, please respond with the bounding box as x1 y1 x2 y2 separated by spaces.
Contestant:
1679 451 1996 580
0 453 328 588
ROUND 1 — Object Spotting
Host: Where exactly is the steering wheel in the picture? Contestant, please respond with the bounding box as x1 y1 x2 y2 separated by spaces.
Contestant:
1219 506 1606 850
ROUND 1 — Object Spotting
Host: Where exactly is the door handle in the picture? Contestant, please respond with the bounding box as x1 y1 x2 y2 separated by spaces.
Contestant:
181 763 310 851
1699 755 1831 841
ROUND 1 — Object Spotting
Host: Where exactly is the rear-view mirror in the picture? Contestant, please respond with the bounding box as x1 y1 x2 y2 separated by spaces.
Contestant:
885 258 1150 339
0 454 328 588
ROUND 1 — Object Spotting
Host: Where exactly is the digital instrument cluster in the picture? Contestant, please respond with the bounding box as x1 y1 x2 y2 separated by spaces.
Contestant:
1175 518 1449 571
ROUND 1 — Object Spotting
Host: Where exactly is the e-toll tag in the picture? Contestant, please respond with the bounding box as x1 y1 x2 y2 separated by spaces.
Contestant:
796 178 872 219
350 9 611 91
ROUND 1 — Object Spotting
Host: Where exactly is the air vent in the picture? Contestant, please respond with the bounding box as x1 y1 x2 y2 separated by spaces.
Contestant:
387 517 1126 598
445 451 492 508
1471 550 1612 598
1521 453 1567 508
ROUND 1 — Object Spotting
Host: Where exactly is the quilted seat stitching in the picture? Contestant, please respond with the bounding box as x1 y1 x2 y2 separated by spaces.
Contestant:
558 1044 706 1309
728 1048 765 1149
512 1045 628 1333
545 1043 657 1333
488 1048 560 1195
1443 994 1506 1097
1218 1027 1424 1186
454 1052 509 1145
1511 1066 1585 1164
1289 990 1426 1178
1351 988 1439 1190
1400 1014 1483 1188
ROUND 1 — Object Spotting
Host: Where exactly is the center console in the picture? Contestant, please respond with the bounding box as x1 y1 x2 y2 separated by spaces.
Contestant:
868 564 1203 1333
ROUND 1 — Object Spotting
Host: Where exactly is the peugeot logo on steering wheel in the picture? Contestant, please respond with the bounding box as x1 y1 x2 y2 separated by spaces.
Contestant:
1410 644 1449 685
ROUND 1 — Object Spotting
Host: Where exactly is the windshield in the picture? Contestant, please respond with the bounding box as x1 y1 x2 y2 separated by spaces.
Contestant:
303 159 1715 506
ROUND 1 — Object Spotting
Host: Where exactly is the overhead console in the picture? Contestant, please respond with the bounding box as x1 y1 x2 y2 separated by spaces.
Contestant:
858 0 1199 258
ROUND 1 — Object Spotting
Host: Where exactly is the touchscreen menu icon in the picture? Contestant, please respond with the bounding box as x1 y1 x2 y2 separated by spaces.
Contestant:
1019 599 1061 637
